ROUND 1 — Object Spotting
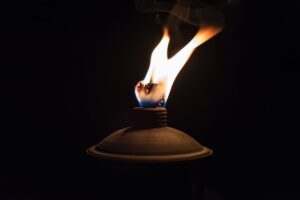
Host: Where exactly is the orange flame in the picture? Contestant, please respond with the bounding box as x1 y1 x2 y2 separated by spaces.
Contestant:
135 26 222 107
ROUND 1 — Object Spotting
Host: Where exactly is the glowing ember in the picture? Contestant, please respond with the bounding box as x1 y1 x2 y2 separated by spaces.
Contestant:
135 26 222 107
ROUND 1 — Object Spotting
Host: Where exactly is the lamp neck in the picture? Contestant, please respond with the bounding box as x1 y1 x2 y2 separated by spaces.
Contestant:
133 107 167 128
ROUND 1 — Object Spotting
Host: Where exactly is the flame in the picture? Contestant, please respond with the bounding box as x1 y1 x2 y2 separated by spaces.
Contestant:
135 26 222 107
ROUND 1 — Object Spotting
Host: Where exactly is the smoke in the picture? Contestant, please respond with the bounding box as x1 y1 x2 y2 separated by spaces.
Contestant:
134 0 234 29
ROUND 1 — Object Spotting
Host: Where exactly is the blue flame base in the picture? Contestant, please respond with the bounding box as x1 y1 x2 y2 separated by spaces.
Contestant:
138 101 167 108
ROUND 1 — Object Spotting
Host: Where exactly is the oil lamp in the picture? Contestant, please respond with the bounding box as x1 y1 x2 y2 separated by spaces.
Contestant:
84 1 232 198
87 26 221 162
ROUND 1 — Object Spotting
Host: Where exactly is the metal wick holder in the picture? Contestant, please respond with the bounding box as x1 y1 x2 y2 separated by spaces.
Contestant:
87 107 212 162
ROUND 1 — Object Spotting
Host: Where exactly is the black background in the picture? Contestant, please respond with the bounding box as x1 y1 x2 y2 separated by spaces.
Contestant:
1 0 299 199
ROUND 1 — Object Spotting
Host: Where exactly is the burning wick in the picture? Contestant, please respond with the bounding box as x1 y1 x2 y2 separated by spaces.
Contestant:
135 81 166 107
135 26 222 107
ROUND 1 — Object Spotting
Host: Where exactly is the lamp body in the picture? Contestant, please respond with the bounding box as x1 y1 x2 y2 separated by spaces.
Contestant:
86 107 213 199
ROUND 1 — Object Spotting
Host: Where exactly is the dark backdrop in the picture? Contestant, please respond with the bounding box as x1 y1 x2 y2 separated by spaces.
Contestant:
1 1 299 200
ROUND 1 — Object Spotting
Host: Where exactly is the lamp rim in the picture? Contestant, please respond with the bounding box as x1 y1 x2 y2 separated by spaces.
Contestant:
86 145 212 162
